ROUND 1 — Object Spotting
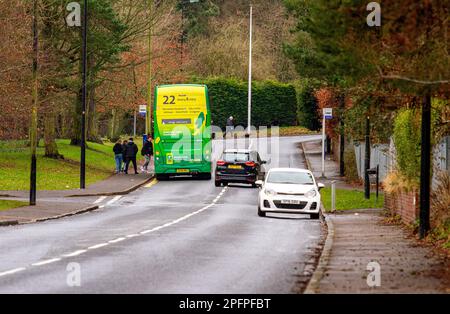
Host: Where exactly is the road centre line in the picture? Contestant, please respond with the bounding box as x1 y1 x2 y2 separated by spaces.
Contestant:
0 268 27 277
32 258 61 267
63 250 87 258
0 186 228 278
88 243 109 250
109 237 126 244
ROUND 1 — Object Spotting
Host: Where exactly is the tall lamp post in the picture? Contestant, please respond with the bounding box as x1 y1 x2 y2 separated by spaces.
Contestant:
247 5 253 136
146 0 153 136
66 1 88 189
80 0 88 189
30 0 39 206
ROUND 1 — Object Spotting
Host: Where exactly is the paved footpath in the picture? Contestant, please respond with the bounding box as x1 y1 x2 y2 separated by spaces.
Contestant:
0 172 153 226
303 140 449 294
308 209 449 293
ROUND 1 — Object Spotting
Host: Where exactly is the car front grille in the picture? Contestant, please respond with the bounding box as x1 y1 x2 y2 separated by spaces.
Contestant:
273 201 308 210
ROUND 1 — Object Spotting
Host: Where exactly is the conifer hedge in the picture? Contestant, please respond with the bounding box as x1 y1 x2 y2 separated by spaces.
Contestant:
192 77 297 128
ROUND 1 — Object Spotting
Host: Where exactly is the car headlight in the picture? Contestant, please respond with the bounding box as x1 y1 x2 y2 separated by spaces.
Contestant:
265 188 277 196
305 189 317 198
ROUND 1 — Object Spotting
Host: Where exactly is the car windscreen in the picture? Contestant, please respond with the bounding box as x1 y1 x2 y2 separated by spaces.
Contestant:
223 153 249 162
267 171 314 185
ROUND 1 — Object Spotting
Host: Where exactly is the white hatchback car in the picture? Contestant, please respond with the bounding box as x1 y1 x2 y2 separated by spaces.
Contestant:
256 168 325 219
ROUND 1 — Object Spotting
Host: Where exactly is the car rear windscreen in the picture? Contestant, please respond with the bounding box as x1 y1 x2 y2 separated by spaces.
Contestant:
223 153 249 162
267 171 314 185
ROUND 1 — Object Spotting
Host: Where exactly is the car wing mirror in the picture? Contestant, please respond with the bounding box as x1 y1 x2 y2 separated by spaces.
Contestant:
317 183 325 190
255 180 264 188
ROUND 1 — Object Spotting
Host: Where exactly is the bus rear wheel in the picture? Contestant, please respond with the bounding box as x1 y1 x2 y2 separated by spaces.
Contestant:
156 174 169 181
199 173 212 180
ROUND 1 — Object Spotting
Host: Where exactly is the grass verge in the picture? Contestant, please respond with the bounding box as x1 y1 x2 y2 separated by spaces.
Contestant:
0 139 144 191
0 200 28 211
321 188 384 211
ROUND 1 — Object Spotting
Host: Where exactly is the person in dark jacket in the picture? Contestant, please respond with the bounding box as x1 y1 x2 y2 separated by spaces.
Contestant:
141 136 153 173
224 116 234 138
124 138 139 174
113 140 124 174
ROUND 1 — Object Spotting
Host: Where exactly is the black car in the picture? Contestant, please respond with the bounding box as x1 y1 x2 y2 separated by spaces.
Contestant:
215 149 266 187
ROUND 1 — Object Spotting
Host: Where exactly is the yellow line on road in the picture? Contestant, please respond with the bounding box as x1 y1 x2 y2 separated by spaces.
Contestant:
145 179 159 188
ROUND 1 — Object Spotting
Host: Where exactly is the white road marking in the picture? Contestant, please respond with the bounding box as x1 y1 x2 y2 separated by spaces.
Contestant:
32 258 61 267
63 250 87 257
0 267 26 277
0 184 228 278
109 237 126 244
88 243 109 250
126 234 140 238
93 196 107 204
106 196 122 206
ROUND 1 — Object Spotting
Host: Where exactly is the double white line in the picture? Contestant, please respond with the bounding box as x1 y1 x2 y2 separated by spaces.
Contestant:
96 195 122 209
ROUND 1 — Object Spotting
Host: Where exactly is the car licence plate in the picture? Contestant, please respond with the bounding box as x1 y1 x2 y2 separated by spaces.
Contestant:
176 169 190 173
228 165 243 170
281 200 301 205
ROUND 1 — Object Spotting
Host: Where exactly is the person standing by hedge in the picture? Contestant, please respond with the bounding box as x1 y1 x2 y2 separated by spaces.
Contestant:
225 116 235 138
113 139 124 174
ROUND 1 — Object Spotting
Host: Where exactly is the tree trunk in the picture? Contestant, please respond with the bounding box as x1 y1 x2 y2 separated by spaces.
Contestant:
44 111 63 159
86 57 102 143
70 88 83 146
87 82 102 143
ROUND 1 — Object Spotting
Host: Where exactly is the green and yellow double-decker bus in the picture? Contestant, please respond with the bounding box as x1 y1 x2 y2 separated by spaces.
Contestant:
153 84 212 180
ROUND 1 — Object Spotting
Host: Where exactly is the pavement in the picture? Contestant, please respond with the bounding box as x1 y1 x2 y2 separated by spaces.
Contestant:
301 140 361 190
302 139 449 294
0 135 326 293
0 172 154 225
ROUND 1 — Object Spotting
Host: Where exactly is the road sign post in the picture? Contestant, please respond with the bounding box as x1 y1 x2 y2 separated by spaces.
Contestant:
322 108 333 178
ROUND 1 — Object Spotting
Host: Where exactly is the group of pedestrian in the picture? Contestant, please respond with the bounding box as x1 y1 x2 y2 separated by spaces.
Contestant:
113 136 153 175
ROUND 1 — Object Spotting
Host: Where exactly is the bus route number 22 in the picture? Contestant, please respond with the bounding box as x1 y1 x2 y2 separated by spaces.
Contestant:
163 96 176 105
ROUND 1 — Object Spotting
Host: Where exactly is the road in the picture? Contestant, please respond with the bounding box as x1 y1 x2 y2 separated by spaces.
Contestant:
0 135 323 293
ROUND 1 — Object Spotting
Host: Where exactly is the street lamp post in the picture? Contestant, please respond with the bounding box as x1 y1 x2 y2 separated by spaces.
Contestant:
419 93 431 238
247 5 253 136
30 0 39 206
80 0 88 189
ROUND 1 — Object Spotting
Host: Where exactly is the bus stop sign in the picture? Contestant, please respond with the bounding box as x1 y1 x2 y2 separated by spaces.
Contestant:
324 108 333 120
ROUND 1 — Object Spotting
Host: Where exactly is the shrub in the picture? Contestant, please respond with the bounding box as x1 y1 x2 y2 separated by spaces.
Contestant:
430 172 450 250
393 109 422 181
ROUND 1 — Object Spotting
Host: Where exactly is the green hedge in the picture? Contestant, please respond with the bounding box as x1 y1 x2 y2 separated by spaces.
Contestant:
393 107 439 181
191 77 297 128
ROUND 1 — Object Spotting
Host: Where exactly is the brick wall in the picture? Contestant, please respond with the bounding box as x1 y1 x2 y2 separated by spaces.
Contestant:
384 190 420 225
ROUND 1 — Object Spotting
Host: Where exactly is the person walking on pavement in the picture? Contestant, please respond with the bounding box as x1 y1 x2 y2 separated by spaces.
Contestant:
225 116 235 138
121 140 128 173
113 139 124 174
124 138 139 175
141 135 153 173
